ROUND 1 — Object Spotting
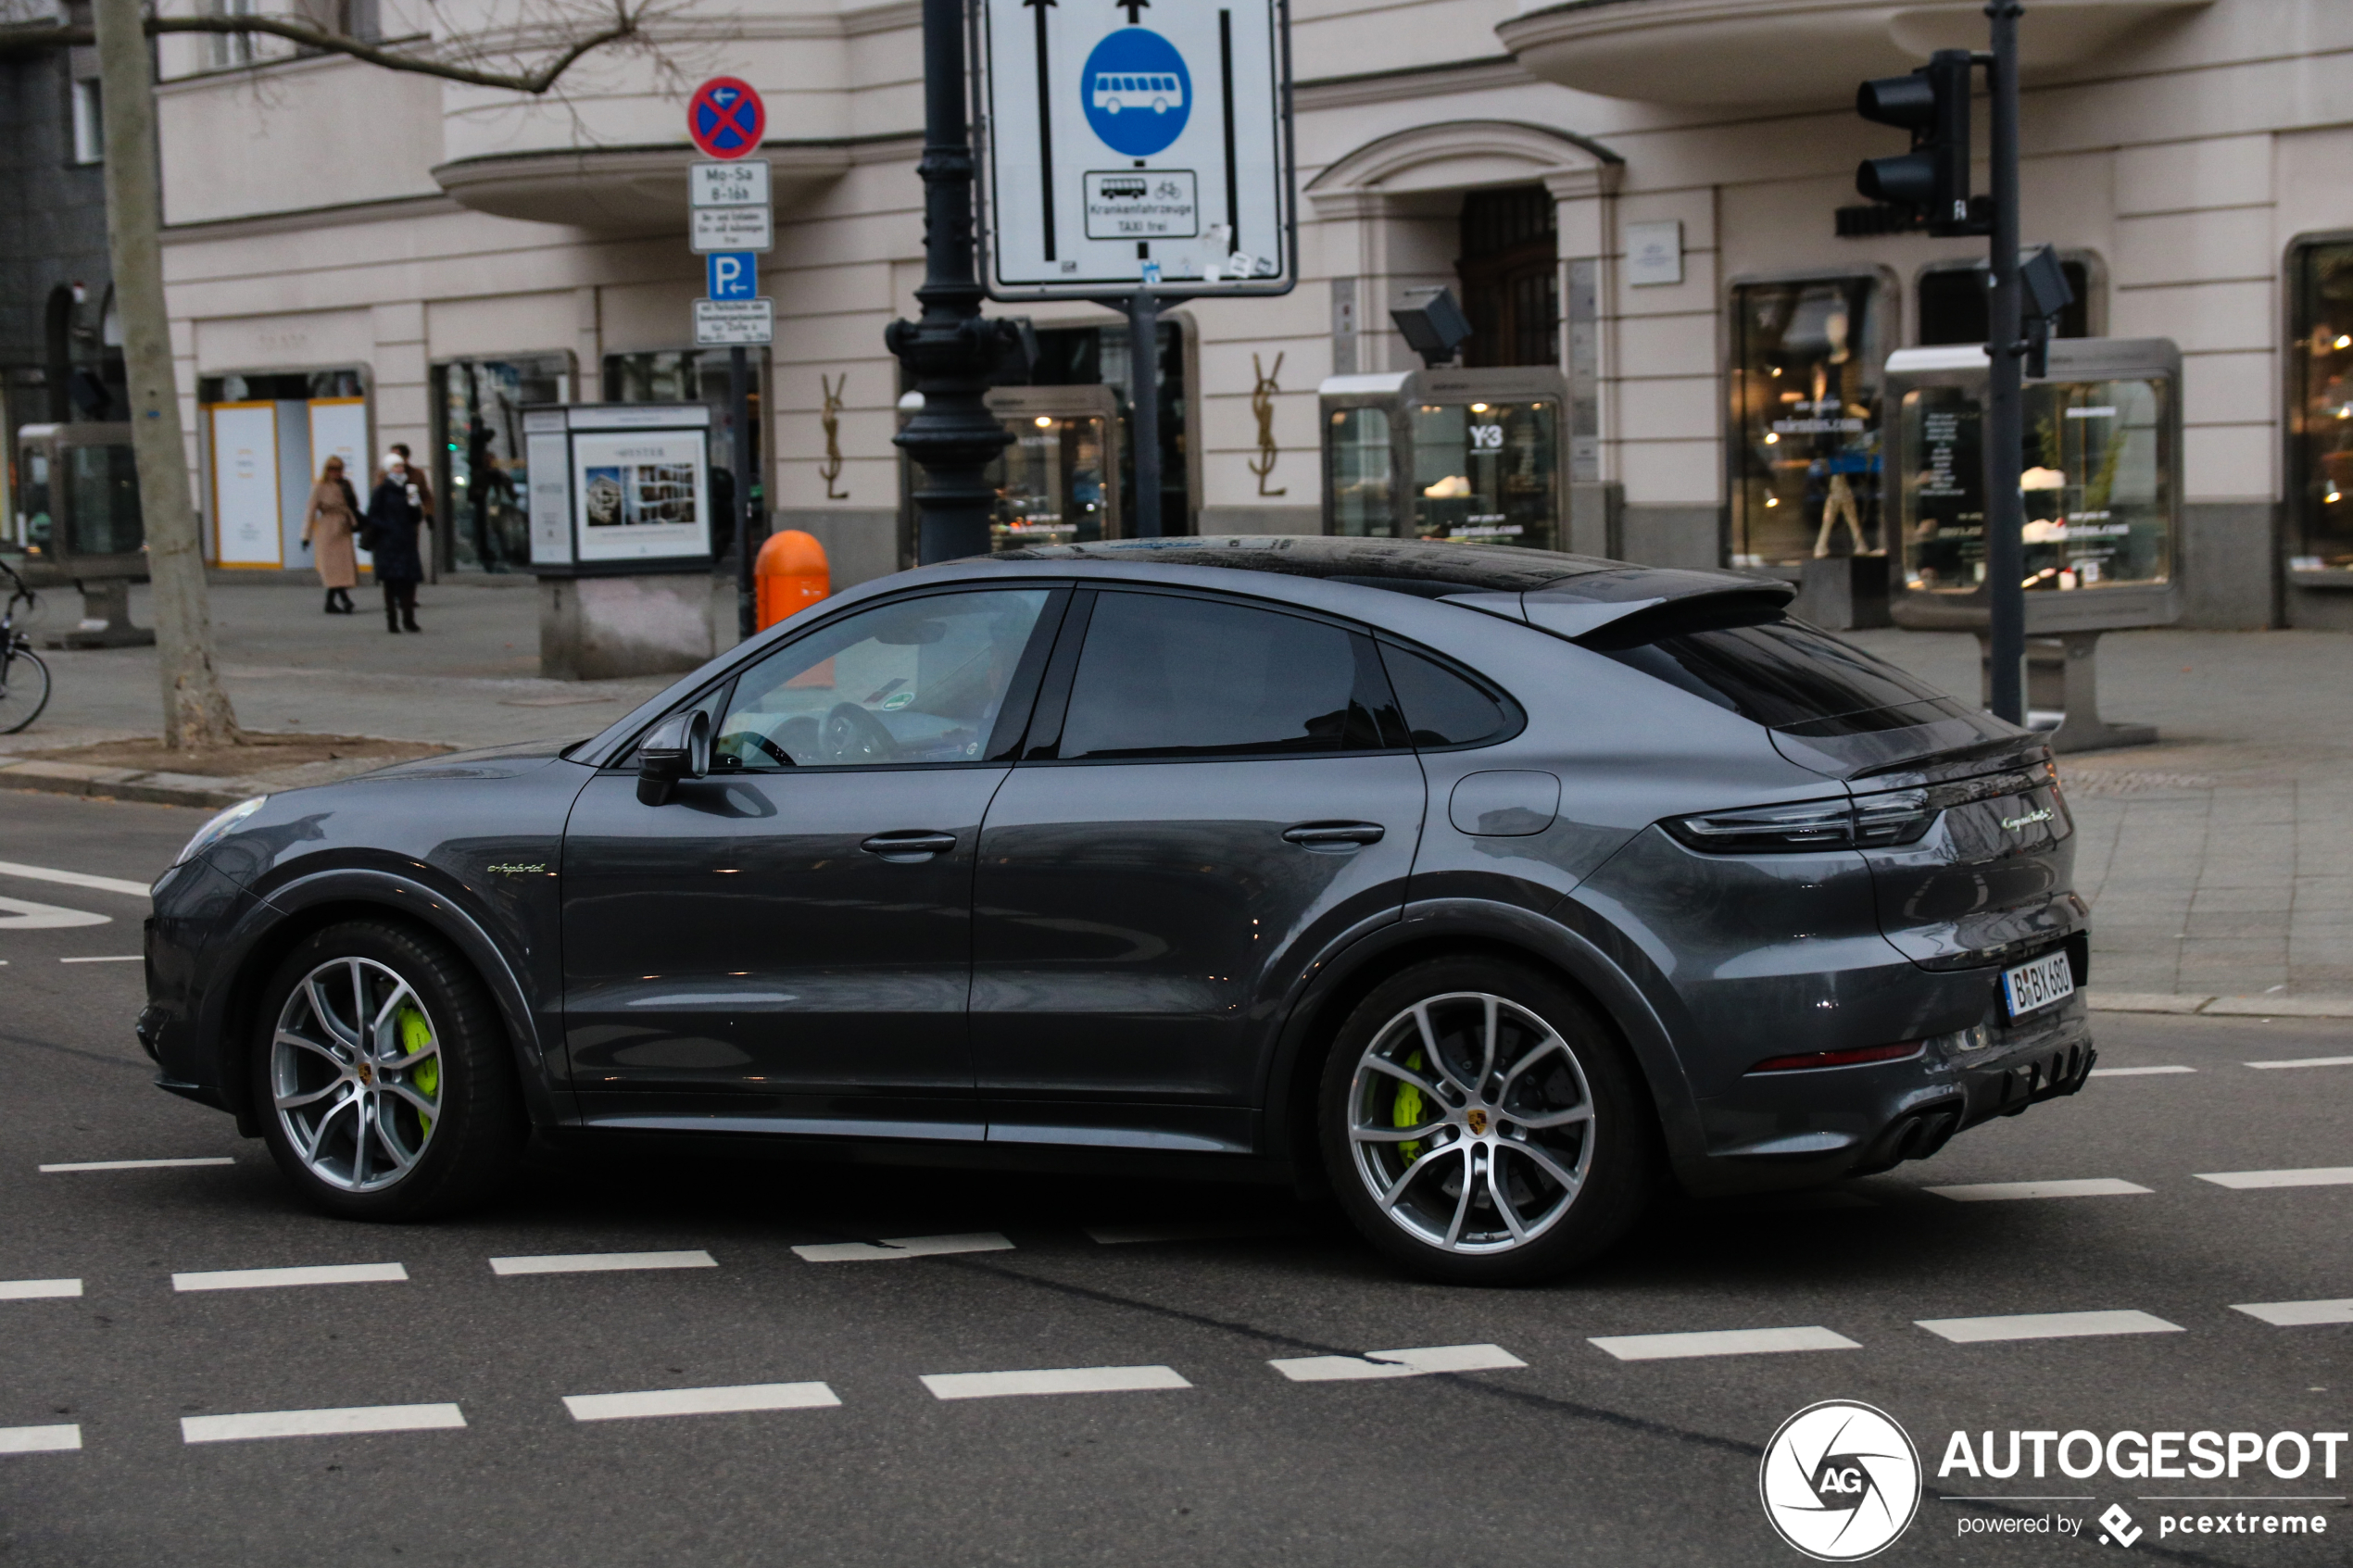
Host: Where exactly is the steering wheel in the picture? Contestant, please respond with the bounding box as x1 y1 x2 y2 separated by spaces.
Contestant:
821 701 900 764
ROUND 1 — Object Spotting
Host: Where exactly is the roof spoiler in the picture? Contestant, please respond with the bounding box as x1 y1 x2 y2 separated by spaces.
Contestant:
1444 567 1794 643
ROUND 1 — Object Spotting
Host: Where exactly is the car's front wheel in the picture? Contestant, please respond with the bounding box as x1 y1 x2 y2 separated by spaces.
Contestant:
1318 957 1654 1285
253 920 522 1220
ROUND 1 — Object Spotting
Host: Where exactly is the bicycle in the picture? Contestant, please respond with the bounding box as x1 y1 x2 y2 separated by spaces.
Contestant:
1 557 52 734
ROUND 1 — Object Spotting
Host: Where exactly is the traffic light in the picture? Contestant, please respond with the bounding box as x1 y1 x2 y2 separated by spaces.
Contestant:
1856 50 1981 235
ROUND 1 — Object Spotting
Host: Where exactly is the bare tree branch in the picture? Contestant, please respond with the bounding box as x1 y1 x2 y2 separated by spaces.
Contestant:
0 9 645 93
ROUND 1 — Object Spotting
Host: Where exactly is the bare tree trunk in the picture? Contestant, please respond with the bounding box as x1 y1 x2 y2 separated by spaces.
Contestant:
94 0 239 749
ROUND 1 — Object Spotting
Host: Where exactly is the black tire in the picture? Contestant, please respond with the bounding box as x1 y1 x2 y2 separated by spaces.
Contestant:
1316 956 1654 1286
252 919 524 1221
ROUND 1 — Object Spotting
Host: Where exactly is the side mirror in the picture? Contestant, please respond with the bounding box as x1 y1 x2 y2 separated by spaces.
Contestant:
635 709 711 806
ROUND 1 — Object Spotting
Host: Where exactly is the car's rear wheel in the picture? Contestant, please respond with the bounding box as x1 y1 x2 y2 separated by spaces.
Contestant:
253 920 522 1220
1318 957 1653 1285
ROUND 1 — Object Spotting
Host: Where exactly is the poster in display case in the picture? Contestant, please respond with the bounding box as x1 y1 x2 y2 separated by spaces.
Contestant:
1885 338 2181 634
522 404 714 573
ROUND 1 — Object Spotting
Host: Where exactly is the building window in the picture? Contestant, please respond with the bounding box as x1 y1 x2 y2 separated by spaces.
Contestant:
69 80 103 165
1457 187 1558 369
209 0 257 68
2289 239 2353 575
1729 275 1888 569
1918 259 2094 345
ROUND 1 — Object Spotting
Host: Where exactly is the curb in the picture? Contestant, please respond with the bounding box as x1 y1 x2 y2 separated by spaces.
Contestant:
2088 990 2353 1021
0 759 256 810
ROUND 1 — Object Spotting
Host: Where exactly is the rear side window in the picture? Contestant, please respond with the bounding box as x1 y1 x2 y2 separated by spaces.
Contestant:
1593 615 1950 732
1378 642 1516 747
1055 591 1381 759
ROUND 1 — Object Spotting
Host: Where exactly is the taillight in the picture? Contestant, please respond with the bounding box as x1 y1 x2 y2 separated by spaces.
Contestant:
1747 1041 1924 1073
1663 794 1936 854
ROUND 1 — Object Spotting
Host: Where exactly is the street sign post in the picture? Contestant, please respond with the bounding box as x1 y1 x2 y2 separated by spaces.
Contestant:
975 0 1293 297
973 0 1294 537
686 78 774 637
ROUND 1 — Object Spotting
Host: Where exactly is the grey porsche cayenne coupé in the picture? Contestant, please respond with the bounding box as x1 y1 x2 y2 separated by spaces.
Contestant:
139 537 2094 1284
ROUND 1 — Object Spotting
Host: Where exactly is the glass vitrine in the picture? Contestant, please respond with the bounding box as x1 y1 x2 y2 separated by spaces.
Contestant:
983 386 1121 552
1319 368 1565 551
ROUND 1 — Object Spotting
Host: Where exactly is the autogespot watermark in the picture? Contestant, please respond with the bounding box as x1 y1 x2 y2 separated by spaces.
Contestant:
1761 1405 2347 1555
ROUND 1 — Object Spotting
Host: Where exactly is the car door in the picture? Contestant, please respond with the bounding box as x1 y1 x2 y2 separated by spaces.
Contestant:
970 587 1426 1153
561 586 1063 1133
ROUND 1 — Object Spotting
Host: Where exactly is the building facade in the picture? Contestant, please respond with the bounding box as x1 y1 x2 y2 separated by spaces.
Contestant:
144 0 2353 627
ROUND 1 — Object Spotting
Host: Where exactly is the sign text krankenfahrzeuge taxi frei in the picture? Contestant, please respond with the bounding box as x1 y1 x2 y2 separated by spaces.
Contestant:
688 78 775 347
975 0 1295 297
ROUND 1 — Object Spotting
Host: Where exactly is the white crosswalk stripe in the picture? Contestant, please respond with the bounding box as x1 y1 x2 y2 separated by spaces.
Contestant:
1925 1178 2151 1201
2088 1065 2196 1077
0 1279 82 1300
1916 1310 2183 1344
793 1233 1012 1262
0 1424 82 1454
920 1365 1190 1400
2195 1167 2353 1190
2232 1299 2353 1327
1588 1326 1860 1361
1270 1344 1525 1382
40 1157 233 1173
182 1404 467 1444
173 1263 407 1292
563 1382 839 1422
491 1251 717 1276
2246 1056 2353 1070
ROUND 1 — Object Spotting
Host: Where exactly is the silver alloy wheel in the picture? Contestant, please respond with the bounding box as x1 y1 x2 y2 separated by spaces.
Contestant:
271 956 443 1192
1346 991 1596 1253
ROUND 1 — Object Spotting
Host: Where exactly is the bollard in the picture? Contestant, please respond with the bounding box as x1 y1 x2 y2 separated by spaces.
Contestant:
755 530 829 631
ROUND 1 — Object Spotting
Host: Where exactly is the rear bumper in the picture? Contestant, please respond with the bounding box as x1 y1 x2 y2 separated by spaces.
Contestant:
1678 987 2095 1196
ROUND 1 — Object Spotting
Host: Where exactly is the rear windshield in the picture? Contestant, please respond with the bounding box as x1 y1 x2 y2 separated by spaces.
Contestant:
1592 614 1955 733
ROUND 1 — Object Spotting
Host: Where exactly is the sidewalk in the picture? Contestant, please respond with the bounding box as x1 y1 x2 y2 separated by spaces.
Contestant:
1 579 2346 1011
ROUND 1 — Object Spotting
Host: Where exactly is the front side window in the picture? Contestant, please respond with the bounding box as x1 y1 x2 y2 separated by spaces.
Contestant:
2290 240 2353 573
1730 276 1887 569
1055 592 1382 759
713 589 1051 769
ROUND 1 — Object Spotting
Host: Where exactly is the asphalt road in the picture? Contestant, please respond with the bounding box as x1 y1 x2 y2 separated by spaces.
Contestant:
1 789 2347 1567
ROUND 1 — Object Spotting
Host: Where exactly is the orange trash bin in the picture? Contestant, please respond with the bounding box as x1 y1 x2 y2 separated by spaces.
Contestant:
755 529 829 631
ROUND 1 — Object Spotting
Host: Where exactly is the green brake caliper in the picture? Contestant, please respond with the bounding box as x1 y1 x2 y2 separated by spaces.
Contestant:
1394 1050 1428 1165
396 1007 437 1135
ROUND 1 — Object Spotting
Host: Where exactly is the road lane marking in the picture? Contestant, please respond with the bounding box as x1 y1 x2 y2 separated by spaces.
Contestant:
1271 1343 1526 1381
1916 1310 2183 1344
39 1157 233 1173
172 1262 407 1292
2233 1299 2353 1327
920 1365 1190 1400
2089 1065 2196 1077
793 1232 1013 1262
563 1382 839 1422
2246 1056 2353 1070
0 896 108 931
491 1250 717 1276
0 1279 82 1300
57 955 140 964
0 1424 82 1454
1588 1326 1860 1361
2195 1167 2353 1190
182 1403 466 1444
0 859 153 898
1925 1178 2152 1201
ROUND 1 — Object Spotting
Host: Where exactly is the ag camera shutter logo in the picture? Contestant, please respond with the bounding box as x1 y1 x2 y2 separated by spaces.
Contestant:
1760 1400 1922 1561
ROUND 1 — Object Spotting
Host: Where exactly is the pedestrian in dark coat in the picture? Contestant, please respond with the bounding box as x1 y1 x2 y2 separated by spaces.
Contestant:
366 450 426 633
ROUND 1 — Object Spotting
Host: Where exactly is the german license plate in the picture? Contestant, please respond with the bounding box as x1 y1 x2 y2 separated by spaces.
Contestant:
2002 949 2076 1020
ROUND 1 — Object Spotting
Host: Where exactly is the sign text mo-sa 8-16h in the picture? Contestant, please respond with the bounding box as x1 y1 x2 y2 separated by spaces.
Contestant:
976 0 1295 298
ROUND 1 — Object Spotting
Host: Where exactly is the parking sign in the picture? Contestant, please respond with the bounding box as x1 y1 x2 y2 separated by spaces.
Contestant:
976 0 1294 297
705 252 758 301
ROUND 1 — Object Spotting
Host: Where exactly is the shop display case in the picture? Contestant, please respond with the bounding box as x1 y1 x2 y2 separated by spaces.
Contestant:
982 386 1121 550
8 422 151 648
1317 368 1565 550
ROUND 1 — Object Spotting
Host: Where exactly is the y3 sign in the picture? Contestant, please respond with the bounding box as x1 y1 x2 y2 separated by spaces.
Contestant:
977 0 1294 297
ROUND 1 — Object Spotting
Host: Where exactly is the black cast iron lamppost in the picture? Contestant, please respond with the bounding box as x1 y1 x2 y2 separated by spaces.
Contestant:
887 0 1028 564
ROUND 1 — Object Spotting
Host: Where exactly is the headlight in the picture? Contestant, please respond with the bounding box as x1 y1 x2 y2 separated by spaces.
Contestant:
172 795 267 868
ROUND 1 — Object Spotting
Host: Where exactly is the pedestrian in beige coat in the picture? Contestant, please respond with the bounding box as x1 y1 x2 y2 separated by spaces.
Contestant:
303 456 361 614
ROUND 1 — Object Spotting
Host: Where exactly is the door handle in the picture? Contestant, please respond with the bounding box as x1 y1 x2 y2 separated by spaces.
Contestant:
1282 822 1385 849
860 830 958 862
